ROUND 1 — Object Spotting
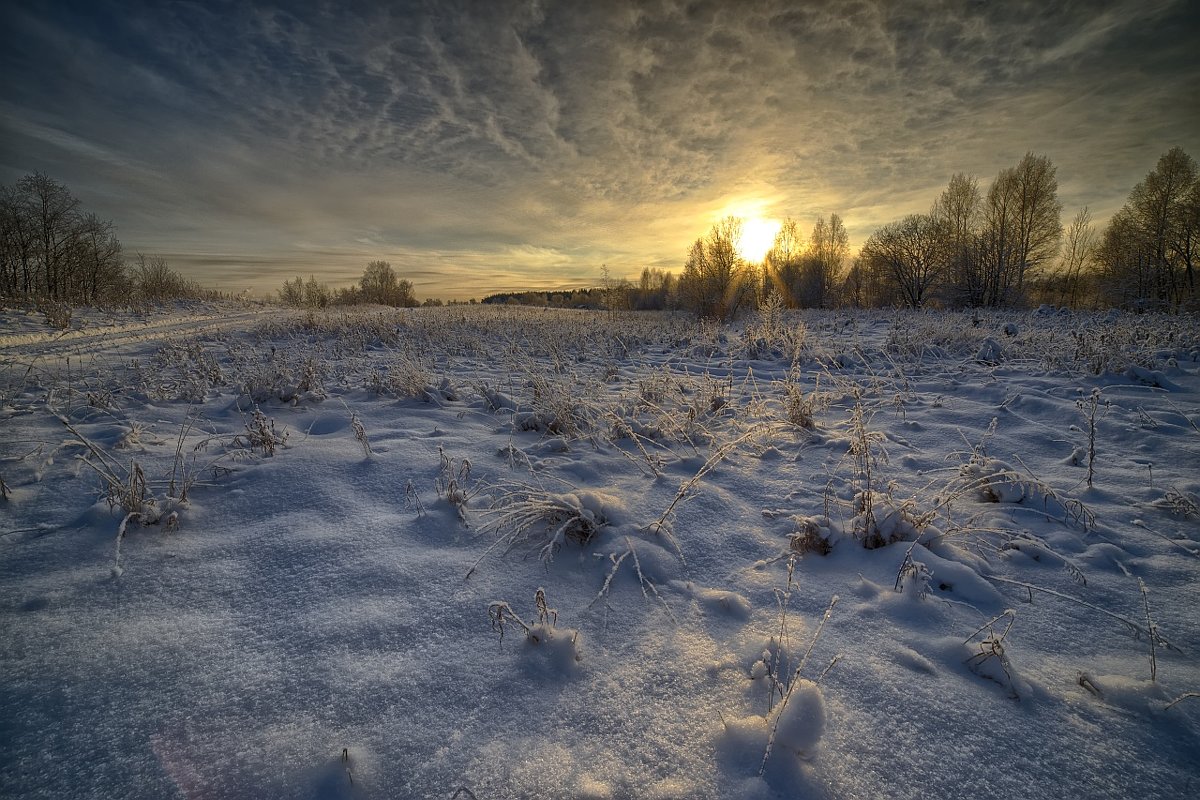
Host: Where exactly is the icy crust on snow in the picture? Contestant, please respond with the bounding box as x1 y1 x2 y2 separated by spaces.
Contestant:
1 304 1199 799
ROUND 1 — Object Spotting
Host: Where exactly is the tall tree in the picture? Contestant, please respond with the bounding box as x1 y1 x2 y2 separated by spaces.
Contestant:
931 172 983 306
1055 207 1096 308
0 174 131 302
979 153 1063 306
1128 147 1197 306
797 214 848 307
1093 148 1199 309
359 260 417 307
764 217 803 306
21 173 81 299
678 217 753 320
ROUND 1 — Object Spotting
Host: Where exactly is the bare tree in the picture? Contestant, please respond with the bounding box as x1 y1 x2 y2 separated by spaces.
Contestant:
631 267 675 310
932 173 983 306
764 217 804 305
20 173 81 300
1 174 130 303
74 213 124 302
1055 207 1096 307
793 214 847 308
679 217 754 320
979 153 1063 306
858 214 950 308
359 260 417 307
0 183 37 296
1127 147 1197 307
132 253 189 301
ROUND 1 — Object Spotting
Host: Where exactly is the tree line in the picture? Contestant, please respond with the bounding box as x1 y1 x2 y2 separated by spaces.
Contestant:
274 149 1198 317
1 173 214 304
672 147 1198 319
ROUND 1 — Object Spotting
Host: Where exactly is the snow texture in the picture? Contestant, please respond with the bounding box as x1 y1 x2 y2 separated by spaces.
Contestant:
1 301 1199 799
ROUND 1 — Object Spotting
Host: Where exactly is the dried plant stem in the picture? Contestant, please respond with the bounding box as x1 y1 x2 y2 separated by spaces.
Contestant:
989 576 1175 651
651 427 758 562
1165 692 1199 711
1138 578 1157 682
760 594 838 776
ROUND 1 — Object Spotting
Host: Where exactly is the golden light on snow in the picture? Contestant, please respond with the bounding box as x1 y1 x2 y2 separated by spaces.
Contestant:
737 217 782 263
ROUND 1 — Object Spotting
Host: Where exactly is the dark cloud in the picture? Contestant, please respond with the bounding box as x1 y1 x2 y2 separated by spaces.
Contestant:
2 0 1197 297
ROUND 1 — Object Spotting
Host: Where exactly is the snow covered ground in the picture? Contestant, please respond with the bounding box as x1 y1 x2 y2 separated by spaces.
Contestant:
2 302 1198 799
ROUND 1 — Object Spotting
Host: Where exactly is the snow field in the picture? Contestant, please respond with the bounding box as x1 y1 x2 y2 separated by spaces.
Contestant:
1 303 1199 799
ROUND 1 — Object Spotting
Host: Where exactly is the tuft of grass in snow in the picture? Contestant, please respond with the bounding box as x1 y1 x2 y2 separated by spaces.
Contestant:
236 406 288 456
779 365 819 430
760 593 839 774
964 609 1021 700
349 410 372 457
1159 486 1199 518
469 484 613 577
436 446 475 524
487 588 581 664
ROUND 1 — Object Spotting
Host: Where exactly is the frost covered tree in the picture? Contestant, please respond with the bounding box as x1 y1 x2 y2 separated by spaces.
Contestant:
279 275 331 308
630 267 675 310
796 214 848 308
131 253 195 301
764 217 804 306
1054 207 1097 308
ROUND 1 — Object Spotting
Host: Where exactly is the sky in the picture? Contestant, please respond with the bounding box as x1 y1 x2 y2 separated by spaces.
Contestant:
2 0 1198 300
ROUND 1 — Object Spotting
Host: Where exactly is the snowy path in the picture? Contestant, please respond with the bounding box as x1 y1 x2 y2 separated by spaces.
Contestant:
0 305 289 360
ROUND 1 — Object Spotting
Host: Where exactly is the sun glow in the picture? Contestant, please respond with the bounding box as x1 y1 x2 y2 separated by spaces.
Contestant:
738 217 782 263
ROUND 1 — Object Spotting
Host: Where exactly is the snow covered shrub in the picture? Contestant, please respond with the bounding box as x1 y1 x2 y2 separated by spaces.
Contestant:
486 588 582 666
436 447 475 523
789 516 835 556
976 337 1003 364
366 349 432 400
237 407 288 456
894 547 932 598
963 610 1025 700
296 357 327 399
516 372 597 437
779 367 818 430
142 340 225 402
36 298 72 329
472 485 617 573
741 294 805 361
636 367 674 406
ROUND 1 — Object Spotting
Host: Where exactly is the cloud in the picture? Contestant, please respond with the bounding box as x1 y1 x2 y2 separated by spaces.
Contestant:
2 0 1197 297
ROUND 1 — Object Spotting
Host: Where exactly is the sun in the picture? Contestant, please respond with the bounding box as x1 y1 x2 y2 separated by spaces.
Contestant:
737 217 782 263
